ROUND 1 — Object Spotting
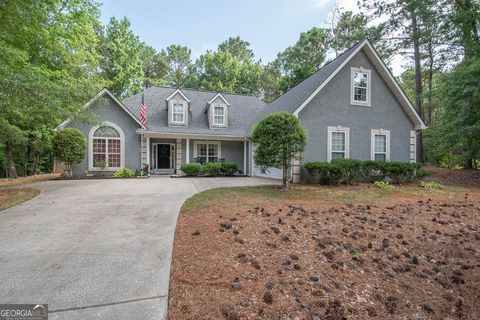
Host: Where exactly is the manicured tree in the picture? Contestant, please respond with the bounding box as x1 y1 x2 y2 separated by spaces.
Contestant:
251 112 307 190
52 129 87 177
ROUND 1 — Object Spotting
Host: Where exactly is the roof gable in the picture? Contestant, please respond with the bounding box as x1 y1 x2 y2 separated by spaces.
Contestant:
261 39 426 130
165 88 191 103
57 88 145 129
207 93 230 106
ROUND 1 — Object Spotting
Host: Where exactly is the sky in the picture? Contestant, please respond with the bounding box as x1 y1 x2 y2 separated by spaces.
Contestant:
98 0 405 75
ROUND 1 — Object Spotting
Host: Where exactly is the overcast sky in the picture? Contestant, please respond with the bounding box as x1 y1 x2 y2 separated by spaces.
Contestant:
99 0 406 75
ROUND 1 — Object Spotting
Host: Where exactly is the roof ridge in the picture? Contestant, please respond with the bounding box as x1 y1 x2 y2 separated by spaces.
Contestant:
148 85 262 99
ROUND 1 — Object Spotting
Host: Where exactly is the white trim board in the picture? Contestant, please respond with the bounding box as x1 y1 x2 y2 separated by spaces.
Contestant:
370 129 390 161
207 93 230 106
88 121 125 171
57 88 146 130
165 88 191 103
292 39 426 130
327 126 350 162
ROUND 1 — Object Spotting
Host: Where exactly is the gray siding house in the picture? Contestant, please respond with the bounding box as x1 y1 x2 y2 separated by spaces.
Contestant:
60 39 425 180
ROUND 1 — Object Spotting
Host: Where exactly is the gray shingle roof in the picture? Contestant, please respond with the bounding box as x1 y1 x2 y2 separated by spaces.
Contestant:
122 86 266 136
253 40 364 122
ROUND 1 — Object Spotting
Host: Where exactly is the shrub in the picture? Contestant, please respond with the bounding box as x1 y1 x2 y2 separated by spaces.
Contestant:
383 162 416 184
416 169 432 179
362 160 387 182
220 162 239 176
135 168 141 177
419 181 443 190
303 161 345 185
374 181 395 190
113 168 133 178
202 162 222 176
52 128 87 177
180 163 202 176
331 158 363 184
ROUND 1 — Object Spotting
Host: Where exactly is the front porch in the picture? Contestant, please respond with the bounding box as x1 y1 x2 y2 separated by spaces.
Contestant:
140 133 251 176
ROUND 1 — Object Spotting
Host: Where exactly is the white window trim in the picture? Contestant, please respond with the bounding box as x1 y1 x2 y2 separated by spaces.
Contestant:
212 104 226 126
193 141 222 162
88 121 125 171
350 67 371 107
327 126 350 162
371 129 391 161
171 100 186 124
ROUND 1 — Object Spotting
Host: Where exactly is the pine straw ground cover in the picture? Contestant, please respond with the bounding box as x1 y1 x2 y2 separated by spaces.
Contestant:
168 184 480 320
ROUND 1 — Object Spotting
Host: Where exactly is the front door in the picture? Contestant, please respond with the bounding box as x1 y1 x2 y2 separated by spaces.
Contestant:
152 143 175 171
157 144 171 169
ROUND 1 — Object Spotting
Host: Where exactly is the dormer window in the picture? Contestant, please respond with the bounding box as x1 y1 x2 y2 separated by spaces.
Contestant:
172 102 185 123
213 105 225 125
350 67 371 106
166 89 190 127
207 93 230 128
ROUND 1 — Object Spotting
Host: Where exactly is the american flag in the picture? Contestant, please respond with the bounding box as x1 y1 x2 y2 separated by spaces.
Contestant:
140 90 147 126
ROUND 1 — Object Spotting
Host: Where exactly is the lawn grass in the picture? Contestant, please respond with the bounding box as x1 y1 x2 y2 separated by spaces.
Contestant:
180 183 469 214
0 188 40 211
0 173 60 188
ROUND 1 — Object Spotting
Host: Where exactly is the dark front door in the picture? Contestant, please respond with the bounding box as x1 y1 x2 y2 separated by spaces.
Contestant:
157 144 171 169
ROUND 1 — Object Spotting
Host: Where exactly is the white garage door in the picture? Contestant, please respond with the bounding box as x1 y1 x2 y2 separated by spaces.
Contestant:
253 166 283 180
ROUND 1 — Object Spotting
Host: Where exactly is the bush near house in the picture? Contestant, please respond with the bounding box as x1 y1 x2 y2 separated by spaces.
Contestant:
304 160 418 185
202 162 222 176
113 168 133 178
180 163 202 176
220 162 239 176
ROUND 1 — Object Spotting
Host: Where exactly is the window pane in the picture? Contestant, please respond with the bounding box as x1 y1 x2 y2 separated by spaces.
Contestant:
375 134 386 153
332 152 345 160
197 144 207 156
108 139 120 154
208 144 218 157
94 126 119 137
374 154 386 161
108 154 121 167
331 132 345 152
172 104 184 122
353 71 368 102
213 106 224 125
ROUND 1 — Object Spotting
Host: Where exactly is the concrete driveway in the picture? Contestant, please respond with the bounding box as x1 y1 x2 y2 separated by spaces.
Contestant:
0 177 277 319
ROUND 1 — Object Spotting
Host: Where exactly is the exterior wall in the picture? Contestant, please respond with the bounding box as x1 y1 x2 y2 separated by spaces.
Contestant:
299 49 415 164
67 95 141 176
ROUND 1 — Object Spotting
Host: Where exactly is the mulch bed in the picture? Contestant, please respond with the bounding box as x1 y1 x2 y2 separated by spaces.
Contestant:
424 166 480 188
169 193 480 319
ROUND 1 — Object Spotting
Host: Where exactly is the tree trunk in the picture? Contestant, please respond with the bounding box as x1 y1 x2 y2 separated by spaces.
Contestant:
427 41 434 125
6 139 18 178
27 136 36 176
412 12 425 163
282 165 289 191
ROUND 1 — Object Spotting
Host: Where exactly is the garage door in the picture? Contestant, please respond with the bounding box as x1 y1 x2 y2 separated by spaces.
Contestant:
253 166 283 180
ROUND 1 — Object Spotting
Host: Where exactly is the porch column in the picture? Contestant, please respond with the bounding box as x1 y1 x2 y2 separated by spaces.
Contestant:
176 138 182 174
243 140 247 175
186 138 190 163
141 134 148 168
292 152 301 183
146 136 150 170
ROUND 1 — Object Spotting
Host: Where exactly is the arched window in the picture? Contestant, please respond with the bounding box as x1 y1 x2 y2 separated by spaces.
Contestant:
89 123 124 170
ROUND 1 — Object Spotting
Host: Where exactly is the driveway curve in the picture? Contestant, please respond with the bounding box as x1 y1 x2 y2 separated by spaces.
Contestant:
0 177 278 319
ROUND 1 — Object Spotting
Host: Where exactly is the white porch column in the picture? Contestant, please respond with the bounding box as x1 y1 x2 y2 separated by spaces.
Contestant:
243 140 247 175
146 136 150 170
141 134 148 167
186 138 190 163
176 138 182 174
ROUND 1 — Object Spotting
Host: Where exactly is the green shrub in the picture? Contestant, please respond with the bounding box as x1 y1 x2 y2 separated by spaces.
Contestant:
303 161 345 185
52 128 87 177
374 180 395 190
113 168 133 178
416 169 432 179
220 162 239 176
135 168 141 177
202 162 222 176
362 160 387 182
180 163 202 176
419 181 443 190
331 158 363 184
383 162 416 184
